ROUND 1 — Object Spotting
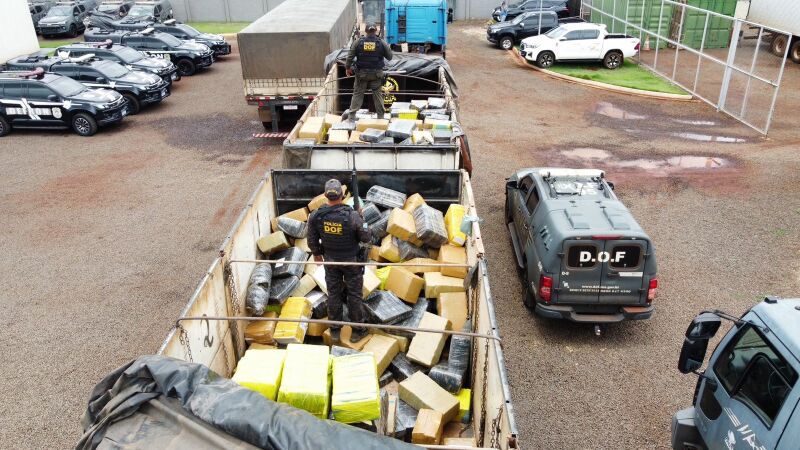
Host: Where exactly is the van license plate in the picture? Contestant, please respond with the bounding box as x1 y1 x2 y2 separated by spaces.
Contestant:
283 105 298 110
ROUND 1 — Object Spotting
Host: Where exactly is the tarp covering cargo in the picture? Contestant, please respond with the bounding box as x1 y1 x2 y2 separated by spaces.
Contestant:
238 0 357 79
77 355 416 450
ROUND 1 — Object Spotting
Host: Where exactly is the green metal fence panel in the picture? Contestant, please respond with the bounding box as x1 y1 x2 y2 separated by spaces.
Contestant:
680 0 737 49
590 0 672 49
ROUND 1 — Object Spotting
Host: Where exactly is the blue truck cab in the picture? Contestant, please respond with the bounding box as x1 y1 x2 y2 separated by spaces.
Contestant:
385 0 447 56
672 297 800 450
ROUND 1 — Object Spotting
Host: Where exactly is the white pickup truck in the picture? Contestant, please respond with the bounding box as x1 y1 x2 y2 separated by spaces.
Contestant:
519 23 640 69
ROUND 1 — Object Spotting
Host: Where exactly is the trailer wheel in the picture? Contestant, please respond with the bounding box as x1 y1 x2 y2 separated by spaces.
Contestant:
790 40 800 64
771 34 789 57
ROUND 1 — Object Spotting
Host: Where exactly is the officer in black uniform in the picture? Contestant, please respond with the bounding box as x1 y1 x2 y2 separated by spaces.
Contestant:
307 179 372 343
345 23 394 119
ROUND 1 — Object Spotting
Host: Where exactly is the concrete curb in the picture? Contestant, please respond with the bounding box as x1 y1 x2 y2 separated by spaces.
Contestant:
510 48 695 102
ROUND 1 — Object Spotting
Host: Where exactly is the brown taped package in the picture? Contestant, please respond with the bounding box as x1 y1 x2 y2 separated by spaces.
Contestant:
403 193 426 213
438 245 468 279
299 119 325 142
399 371 459 423
294 237 311 253
437 292 468 332
407 312 451 367
363 266 381 298
379 235 401 263
323 325 372 350
257 231 291 254
384 267 424 303
387 208 418 243
324 113 342 127
349 130 364 144
404 257 440 274
423 272 465 299
327 129 349 144
368 245 385 262
356 118 389 131
289 274 317 298
244 311 278 344
271 207 310 233
361 334 400 375
412 409 444 445
370 329 409 352
307 317 329 337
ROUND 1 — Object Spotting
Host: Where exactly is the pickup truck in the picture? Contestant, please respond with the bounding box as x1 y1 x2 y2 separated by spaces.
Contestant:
486 11 584 50
519 23 640 69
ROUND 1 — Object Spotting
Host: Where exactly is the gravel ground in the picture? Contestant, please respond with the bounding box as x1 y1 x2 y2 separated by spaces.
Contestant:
1 24 799 450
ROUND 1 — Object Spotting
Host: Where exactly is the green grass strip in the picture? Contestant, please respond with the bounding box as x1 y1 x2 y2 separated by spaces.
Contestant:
547 59 687 95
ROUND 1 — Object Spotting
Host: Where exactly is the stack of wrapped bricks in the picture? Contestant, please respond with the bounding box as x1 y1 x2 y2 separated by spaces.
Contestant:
292 96 455 146
236 182 476 446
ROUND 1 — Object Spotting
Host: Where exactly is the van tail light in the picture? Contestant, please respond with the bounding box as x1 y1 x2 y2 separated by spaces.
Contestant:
539 275 553 303
647 278 658 302
635 42 641 51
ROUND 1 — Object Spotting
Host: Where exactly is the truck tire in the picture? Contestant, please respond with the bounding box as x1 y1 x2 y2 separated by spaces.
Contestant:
523 285 536 310
536 51 555 68
123 94 140 115
71 113 98 137
603 51 623 69
790 40 800 64
177 58 196 76
771 34 789 56
0 116 10 137
499 35 514 50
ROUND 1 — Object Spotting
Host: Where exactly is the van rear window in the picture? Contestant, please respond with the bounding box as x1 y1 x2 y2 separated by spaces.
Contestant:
566 245 598 268
609 245 642 269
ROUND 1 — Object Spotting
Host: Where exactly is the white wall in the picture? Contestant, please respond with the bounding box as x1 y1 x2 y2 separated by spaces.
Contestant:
0 0 40 64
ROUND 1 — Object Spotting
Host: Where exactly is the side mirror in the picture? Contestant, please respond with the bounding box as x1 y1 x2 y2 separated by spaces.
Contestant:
95 77 105 83
559 36 567 41
686 312 722 340
677 313 722 374
162 46 169 50
505 179 518 190
519 23 525 27
48 94 59 101
607 181 615 191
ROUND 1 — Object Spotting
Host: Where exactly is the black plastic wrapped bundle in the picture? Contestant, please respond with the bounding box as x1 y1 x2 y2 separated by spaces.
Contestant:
362 201 382 224
271 247 306 279
448 320 473 375
331 345 361 357
369 210 391 244
390 298 428 340
395 237 428 260
366 185 406 209
245 263 272 316
412 204 448 248
386 119 416 140
379 371 394 388
361 128 385 143
331 120 356 131
388 353 426 382
427 97 447 109
394 399 418 441
269 275 300 304
307 290 328 319
428 362 463 393
363 290 413 324
249 263 272 286
277 217 307 238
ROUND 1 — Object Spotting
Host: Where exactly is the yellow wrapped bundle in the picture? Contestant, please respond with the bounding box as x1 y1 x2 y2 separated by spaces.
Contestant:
232 348 286 401
273 297 312 345
331 353 381 423
444 204 467 247
277 344 330 418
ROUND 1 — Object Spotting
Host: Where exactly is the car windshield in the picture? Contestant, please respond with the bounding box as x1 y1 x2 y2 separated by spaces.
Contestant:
128 5 152 16
96 61 129 78
97 5 118 12
115 46 143 62
48 76 86 96
47 6 72 16
176 24 199 37
545 26 568 39
158 34 182 46
510 14 527 25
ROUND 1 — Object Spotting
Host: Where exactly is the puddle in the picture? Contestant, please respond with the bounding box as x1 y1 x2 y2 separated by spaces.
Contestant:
672 132 747 143
594 102 728 131
559 149 732 174
594 102 647 120
561 148 612 159
673 119 717 126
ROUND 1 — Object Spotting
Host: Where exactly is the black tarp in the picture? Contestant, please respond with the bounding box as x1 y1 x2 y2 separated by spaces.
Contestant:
77 355 418 450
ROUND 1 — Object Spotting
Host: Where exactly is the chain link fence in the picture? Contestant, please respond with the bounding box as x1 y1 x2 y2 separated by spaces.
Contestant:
581 0 792 135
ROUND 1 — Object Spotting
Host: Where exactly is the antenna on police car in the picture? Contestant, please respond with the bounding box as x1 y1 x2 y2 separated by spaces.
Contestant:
20 67 45 80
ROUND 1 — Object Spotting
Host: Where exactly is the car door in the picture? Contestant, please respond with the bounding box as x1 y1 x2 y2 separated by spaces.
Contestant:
520 13 545 38
555 29 586 59
77 67 106 88
578 29 602 58
24 83 64 126
511 175 535 246
1 82 33 126
598 239 648 305
696 324 798 450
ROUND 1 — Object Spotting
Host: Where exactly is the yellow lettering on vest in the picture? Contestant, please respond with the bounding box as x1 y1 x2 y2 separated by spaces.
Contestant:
363 42 376 51
323 221 343 235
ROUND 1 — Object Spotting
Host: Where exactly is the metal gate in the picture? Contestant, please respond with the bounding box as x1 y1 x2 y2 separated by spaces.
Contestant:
582 0 792 135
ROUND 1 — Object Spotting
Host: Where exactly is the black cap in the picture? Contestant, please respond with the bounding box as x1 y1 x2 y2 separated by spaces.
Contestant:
366 23 378 32
325 179 343 200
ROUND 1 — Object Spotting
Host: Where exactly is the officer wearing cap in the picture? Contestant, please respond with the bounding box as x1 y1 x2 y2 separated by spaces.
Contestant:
307 179 372 343
345 23 394 119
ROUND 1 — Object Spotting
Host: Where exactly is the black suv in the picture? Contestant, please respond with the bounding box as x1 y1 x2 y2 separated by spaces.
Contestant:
56 41 180 84
0 69 127 137
147 20 231 57
85 27 213 76
6 52 169 114
487 12 583 49
94 0 135 18
492 0 570 22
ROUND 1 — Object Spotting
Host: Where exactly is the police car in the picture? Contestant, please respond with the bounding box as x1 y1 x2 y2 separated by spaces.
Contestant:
0 68 128 137
56 40 180 85
505 168 658 330
148 20 231 57
84 27 213 76
6 52 169 115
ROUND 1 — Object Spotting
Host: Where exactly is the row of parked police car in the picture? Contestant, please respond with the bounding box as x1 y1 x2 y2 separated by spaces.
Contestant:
0 0 230 137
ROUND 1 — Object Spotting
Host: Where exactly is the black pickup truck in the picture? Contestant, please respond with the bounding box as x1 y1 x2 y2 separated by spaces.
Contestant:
487 12 584 50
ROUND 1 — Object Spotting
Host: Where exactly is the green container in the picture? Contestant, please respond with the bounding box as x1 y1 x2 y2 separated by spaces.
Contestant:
590 0 673 49
680 0 737 49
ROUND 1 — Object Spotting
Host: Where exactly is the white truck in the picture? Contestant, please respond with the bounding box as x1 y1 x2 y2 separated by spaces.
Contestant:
740 0 800 63
519 22 640 69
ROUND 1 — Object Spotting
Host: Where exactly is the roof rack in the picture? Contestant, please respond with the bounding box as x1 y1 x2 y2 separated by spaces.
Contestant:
163 18 177 25
67 54 96 63
539 168 605 180
85 39 114 49
140 27 155 35
21 68 46 80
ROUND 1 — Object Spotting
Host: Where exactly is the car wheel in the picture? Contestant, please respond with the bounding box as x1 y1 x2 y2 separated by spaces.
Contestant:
177 58 196 76
771 34 788 56
123 94 140 115
261 121 274 130
500 36 514 50
603 51 623 69
790 40 800 64
71 113 98 137
536 51 555 68
523 284 536 310
69 24 77 37
0 116 10 137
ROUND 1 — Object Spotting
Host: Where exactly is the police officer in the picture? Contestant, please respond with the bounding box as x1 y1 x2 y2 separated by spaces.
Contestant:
345 23 394 119
307 179 372 343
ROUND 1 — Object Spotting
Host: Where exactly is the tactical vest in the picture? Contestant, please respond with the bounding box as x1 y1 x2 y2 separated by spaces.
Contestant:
314 205 359 259
355 36 384 71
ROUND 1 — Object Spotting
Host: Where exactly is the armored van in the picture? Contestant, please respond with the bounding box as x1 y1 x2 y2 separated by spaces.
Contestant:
505 168 657 328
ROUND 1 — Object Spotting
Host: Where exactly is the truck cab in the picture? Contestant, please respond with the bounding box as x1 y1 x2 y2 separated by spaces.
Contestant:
505 168 657 327
672 298 800 450
385 0 448 56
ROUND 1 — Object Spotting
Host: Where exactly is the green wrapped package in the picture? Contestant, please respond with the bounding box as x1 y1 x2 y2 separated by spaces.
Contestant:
331 353 381 423
231 348 286 401
277 344 330 419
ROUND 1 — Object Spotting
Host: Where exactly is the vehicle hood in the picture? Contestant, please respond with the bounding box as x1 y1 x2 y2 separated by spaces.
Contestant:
488 23 512 32
40 16 68 23
179 41 210 52
195 33 225 43
133 57 171 69
117 70 162 85
72 88 121 103
521 34 549 46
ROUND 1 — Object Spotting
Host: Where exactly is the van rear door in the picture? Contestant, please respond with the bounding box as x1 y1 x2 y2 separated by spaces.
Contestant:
558 240 603 303
599 239 648 304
